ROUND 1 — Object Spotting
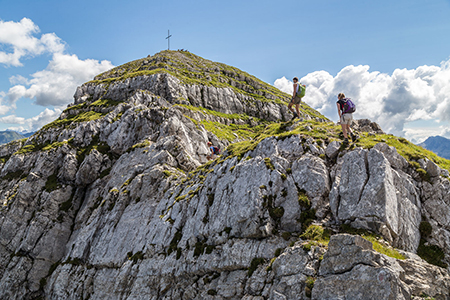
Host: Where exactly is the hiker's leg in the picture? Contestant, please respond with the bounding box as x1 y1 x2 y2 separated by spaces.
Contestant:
341 123 348 139
288 101 296 114
295 103 300 117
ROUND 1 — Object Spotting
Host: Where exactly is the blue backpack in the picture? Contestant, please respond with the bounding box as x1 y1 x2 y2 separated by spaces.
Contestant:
342 98 356 113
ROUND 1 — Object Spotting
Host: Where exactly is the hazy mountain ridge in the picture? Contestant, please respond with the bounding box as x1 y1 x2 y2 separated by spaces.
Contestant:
0 51 450 299
419 135 450 160
0 130 25 145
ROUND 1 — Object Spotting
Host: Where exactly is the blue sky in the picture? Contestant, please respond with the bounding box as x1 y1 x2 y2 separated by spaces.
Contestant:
1 0 450 143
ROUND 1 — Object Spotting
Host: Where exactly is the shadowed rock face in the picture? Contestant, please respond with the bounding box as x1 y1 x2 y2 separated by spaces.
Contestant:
1 51 450 300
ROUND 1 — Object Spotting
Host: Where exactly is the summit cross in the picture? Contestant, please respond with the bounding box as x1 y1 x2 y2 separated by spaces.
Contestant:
166 30 172 50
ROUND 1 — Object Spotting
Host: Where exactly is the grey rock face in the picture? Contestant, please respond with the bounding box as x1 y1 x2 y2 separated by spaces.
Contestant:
313 234 450 300
1 63 450 299
331 146 421 252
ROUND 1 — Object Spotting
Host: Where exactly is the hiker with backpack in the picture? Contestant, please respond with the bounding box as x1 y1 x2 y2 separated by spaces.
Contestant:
288 77 306 120
206 141 220 160
336 93 357 144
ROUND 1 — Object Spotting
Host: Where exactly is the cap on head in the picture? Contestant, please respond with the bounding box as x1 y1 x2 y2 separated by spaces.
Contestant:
207 141 212 145
293 77 299 81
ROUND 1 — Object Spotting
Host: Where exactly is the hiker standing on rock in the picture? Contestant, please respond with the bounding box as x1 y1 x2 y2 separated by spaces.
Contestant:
337 93 357 144
288 77 305 120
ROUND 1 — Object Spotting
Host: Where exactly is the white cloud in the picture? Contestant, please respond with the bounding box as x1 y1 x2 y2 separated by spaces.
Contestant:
274 58 450 141
26 108 62 130
0 108 61 132
0 18 64 66
6 53 114 107
0 17 115 132
0 91 13 115
0 115 25 124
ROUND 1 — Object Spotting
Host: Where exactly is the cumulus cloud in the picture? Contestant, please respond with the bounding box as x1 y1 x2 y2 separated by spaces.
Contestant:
0 18 65 66
0 108 62 132
274 59 450 141
0 18 115 131
6 53 114 106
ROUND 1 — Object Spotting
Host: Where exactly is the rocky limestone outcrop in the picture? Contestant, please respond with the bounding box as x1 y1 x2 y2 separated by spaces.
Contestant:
1 51 450 299
314 234 450 300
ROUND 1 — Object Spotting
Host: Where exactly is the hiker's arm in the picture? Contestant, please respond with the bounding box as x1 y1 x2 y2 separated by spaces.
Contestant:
292 83 297 98
337 103 341 117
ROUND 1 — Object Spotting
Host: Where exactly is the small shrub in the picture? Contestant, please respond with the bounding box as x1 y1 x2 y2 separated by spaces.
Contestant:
299 208 316 231
207 289 217 296
45 174 60 192
168 230 182 255
410 161 421 169
269 206 285 220
264 157 275 170
280 173 287 181
59 198 72 212
266 257 276 271
416 168 431 182
419 221 432 238
127 251 144 263
274 248 283 257
417 241 447 268
194 241 206 257
99 168 111 179
305 276 315 298
248 257 265 277
207 193 215 206
301 225 325 241
398 137 408 144
281 232 292 241
298 190 310 209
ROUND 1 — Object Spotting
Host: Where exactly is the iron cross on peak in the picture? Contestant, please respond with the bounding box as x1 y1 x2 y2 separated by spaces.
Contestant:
166 30 172 50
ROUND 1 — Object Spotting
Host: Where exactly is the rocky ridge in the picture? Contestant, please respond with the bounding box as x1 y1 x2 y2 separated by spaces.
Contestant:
1 51 450 299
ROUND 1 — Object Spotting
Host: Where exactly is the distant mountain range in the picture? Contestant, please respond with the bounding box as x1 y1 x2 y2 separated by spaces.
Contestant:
0 131 26 145
419 136 450 160
0 130 35 145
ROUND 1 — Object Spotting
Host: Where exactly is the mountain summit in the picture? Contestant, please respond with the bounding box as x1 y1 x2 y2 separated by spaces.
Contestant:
1 51 450 299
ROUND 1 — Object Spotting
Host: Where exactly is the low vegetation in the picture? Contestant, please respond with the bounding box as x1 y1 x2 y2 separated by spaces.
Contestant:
339 224 405 260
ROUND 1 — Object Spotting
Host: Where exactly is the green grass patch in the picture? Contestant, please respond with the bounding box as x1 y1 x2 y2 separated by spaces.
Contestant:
42 110 106 130
301 224 330 246
0 155 11 164
89 98 123 108
305 276 316 298
356 134 450 171
264 157 275 170
339 224 405 260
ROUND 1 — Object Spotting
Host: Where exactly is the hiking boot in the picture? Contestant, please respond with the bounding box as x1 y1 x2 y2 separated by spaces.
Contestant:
292 112 298 120
343 138 349 145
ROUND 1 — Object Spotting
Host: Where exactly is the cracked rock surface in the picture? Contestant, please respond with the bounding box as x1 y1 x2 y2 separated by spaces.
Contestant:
1 51 450 299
